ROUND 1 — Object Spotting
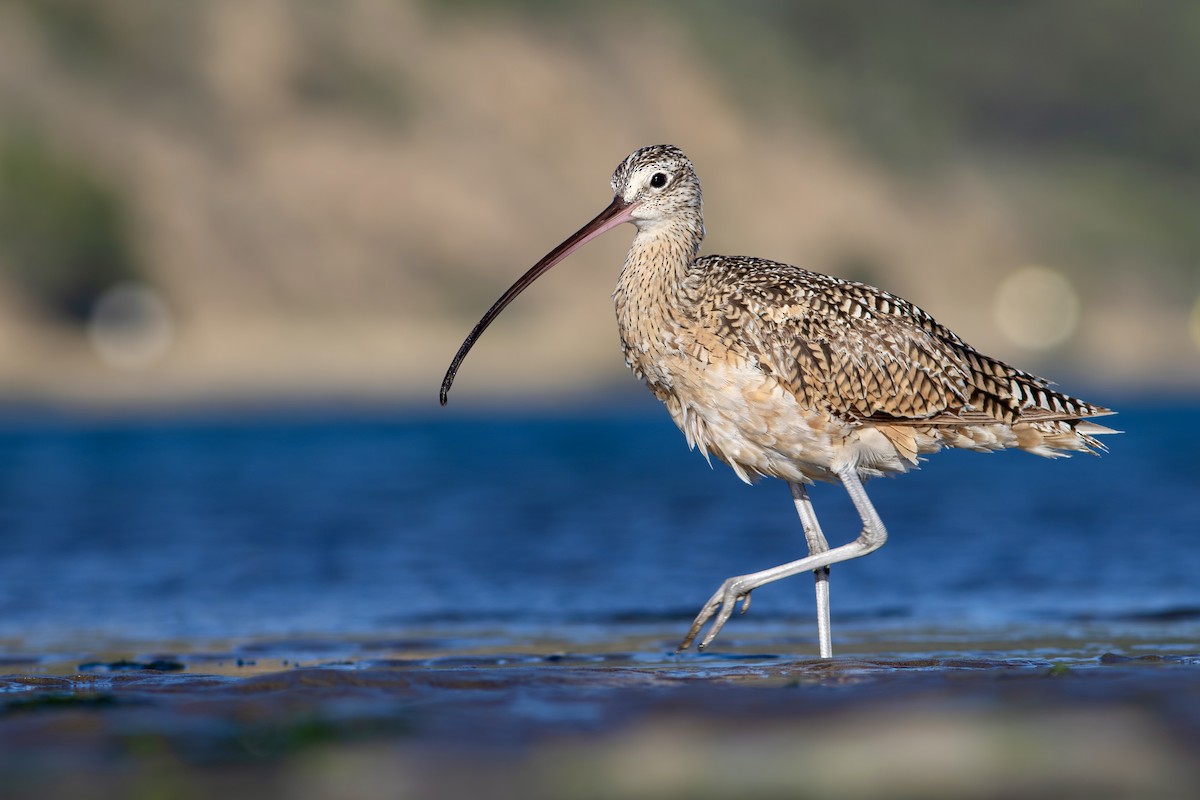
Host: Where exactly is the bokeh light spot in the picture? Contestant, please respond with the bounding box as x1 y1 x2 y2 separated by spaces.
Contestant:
993 266 1079 351
87 282 175 370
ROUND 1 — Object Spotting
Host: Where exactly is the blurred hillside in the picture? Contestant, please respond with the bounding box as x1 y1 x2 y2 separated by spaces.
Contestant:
0 0 1197 407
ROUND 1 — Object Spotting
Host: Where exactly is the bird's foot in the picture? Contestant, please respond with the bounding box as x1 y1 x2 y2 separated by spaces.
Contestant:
677 576 752 652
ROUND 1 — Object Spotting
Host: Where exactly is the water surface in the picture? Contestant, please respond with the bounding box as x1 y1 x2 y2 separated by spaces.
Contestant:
0 399 1194 654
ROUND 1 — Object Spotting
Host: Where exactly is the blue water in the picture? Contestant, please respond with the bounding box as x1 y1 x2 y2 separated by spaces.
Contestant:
0 399 1196 649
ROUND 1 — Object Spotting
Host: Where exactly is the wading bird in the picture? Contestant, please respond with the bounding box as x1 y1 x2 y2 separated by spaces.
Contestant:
440 145 1115 657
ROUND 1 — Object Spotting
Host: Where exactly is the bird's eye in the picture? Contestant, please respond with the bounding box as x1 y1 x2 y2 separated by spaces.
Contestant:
650 172 668 189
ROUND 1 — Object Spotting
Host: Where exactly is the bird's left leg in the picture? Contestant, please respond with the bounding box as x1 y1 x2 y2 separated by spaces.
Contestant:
679 466 886 652
790 481 832 658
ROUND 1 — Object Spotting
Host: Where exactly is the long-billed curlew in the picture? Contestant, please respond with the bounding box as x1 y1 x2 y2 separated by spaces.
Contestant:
440 144 1116 657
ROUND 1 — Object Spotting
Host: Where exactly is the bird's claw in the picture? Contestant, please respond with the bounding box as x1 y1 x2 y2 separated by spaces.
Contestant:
677 576 752 652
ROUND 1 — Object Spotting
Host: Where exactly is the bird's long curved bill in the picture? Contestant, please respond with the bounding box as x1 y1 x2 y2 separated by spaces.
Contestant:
439 196 636 405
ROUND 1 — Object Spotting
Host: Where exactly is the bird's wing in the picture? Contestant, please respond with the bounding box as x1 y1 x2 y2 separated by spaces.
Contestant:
698 257 1109 426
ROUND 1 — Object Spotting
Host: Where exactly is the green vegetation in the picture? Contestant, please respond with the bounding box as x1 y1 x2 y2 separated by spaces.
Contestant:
714 2 1200 169
0 134 143 323
20 0 203 96
20 0 114 69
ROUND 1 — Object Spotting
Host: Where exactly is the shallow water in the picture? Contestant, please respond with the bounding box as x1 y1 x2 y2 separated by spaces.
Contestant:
0 398 1195 650
1 399 1198 798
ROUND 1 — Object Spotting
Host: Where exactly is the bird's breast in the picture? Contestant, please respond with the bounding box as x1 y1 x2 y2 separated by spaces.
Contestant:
638 338 935 484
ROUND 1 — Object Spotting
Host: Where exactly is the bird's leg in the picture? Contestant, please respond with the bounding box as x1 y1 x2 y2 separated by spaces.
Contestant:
679 467 887 652
733 482 830 631
789 481 832 658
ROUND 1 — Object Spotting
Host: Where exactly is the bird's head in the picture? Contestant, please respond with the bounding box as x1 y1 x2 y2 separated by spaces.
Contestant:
611 144 703 233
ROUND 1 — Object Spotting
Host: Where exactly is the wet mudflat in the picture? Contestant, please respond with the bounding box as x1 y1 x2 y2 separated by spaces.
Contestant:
3 623 1199 799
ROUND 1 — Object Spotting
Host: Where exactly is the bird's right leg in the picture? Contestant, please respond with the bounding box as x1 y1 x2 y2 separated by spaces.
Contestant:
789 481 832 658
679 467 887 653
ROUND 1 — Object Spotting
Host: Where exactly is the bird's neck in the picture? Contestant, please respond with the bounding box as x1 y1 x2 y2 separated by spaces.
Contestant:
613 218 703 377
616 218 703 306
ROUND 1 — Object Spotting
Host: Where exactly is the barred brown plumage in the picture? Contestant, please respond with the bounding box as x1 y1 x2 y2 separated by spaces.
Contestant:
691 255 1110 434
440 144 1118 657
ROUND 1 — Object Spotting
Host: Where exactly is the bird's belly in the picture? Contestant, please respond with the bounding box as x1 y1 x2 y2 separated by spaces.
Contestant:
656 358 920 484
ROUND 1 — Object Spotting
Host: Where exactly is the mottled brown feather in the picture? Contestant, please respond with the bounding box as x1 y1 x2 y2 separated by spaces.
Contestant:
688 256 1112 427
